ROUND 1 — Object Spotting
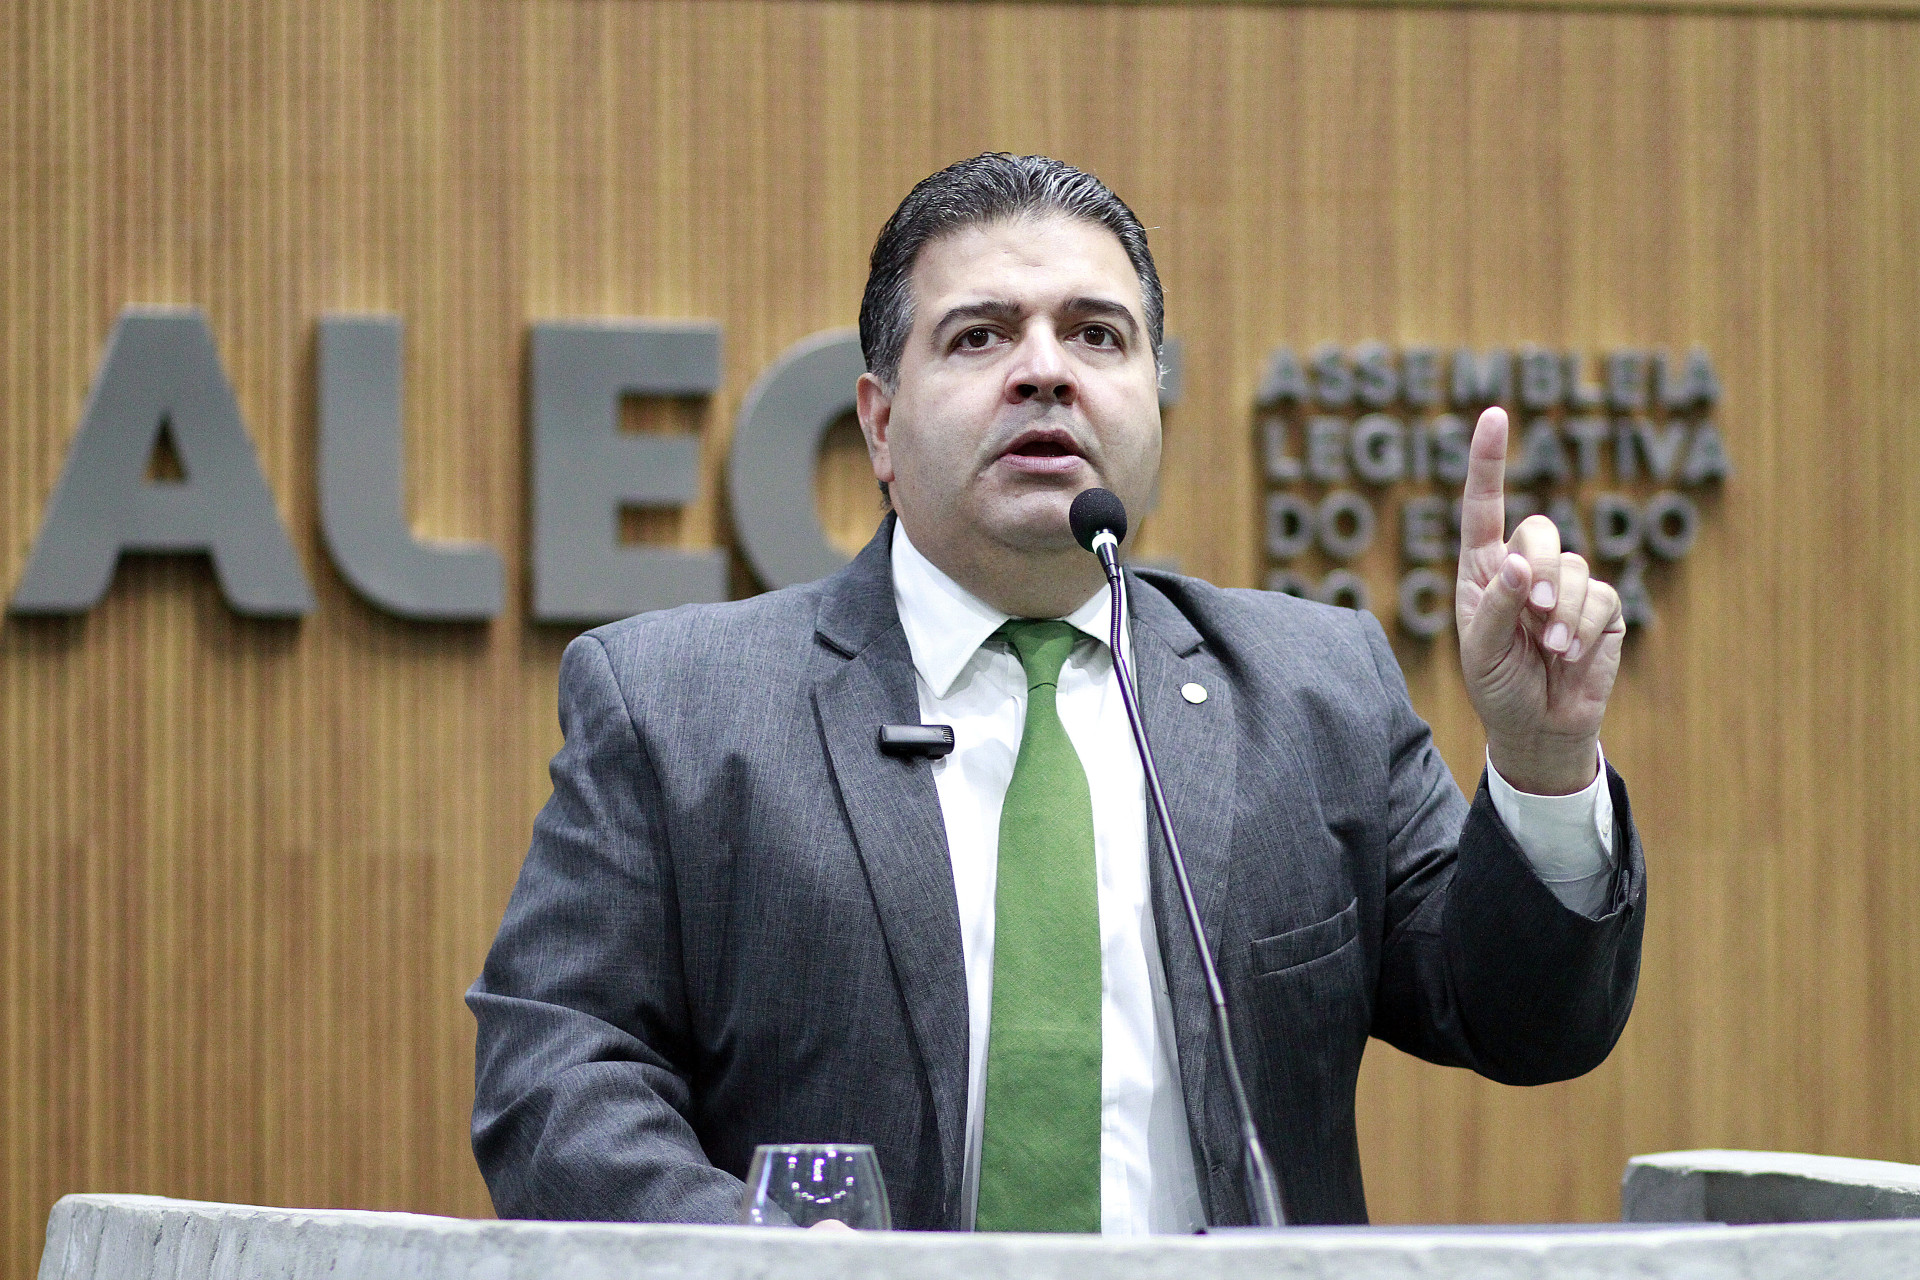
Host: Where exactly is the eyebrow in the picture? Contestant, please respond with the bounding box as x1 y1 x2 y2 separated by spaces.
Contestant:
1064 297 1141 339
931 300 1025 337
930 297 1142 341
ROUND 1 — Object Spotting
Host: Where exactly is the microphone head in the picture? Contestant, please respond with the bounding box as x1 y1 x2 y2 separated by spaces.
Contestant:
1069 487 1129 552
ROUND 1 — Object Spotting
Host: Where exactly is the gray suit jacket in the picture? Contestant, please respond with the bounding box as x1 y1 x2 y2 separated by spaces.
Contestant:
469 518 1645 1228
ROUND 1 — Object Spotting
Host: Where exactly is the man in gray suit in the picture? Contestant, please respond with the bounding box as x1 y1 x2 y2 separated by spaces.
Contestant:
469 154 1642 1233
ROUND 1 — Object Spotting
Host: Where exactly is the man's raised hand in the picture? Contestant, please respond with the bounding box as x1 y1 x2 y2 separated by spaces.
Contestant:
1455 406 1625 796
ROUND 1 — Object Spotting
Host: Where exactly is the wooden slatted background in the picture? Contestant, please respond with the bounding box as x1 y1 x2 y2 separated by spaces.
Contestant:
3 0 1918 1273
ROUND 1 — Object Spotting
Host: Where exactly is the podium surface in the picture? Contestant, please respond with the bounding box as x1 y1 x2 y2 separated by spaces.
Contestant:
39 1193 1920 1280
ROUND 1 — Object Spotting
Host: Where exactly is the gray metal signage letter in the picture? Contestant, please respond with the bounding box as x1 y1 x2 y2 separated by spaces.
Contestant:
1396 568 1450 638
1451 349 1511 407
11 308 315 617
728 329 867 590
1256 347 1309 406
531 319 724 622
1265 493 1315 560
319 316 503 620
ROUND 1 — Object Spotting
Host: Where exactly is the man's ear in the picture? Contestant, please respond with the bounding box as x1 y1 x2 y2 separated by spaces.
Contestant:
855 372 896 485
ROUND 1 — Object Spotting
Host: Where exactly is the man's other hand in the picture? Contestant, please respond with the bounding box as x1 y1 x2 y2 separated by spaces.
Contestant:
1455 406 1624 796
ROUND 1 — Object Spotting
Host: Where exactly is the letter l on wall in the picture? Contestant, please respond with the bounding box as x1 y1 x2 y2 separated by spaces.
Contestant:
319 316 503 620
10 308 316 617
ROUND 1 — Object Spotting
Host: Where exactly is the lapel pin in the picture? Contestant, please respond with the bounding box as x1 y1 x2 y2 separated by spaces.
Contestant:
1181 682 1208 704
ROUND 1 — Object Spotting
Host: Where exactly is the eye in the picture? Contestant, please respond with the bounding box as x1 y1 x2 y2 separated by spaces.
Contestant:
957 327 996 350
1079 324 1120 349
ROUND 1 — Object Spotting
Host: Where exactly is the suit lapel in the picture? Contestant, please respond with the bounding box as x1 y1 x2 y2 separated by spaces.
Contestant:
1126 570 1242 1221
812 519 970 1224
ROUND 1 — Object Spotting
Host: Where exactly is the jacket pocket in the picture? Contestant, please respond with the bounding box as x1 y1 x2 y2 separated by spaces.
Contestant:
1250 898 1359 975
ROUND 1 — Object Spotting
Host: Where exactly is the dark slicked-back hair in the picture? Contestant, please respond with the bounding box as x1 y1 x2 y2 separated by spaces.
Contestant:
858 153 1164 390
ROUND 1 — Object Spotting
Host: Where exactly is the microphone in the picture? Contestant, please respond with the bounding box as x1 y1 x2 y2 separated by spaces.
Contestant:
1068 488 1289 1229
1068 485 1129 567
876 723 956 759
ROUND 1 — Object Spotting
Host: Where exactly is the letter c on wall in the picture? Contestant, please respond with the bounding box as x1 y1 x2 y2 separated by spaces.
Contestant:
728 330 867 590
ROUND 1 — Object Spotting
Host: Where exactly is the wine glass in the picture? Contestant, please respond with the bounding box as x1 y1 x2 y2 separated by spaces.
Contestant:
738 1143 893 1229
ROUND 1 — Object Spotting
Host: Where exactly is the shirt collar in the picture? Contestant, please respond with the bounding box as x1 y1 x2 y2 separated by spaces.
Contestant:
891 520 1121 699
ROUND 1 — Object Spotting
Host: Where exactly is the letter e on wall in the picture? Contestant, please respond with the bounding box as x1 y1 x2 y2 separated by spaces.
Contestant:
530 319 725 622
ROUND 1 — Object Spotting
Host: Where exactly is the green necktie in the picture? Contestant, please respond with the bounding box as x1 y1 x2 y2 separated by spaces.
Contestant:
975 619 1103 1233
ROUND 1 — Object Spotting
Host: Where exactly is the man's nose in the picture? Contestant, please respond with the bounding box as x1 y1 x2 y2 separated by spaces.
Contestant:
1005 329 1077 406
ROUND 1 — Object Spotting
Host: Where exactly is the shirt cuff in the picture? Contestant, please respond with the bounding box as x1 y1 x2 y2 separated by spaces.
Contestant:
1485 744 1615 915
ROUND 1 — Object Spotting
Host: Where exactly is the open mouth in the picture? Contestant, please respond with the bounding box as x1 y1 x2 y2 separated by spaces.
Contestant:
999 428 1085 466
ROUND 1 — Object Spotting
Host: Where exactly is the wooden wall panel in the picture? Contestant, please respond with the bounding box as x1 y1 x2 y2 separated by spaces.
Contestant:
2 0 1917 1273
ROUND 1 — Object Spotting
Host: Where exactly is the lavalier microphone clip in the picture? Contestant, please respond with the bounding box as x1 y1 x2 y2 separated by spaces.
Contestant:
877 724 956 759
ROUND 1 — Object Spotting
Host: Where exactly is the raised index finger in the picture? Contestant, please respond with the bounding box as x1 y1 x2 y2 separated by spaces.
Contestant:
1459 406 1511 560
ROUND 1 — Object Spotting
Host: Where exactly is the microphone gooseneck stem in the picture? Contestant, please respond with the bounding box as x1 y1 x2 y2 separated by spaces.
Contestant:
1092 534 1288 1229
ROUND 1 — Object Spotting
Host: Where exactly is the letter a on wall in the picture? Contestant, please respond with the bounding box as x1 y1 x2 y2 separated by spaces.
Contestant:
10 308 316 617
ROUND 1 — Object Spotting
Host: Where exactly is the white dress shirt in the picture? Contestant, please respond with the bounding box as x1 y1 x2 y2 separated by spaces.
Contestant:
888 525 1614 1235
